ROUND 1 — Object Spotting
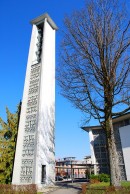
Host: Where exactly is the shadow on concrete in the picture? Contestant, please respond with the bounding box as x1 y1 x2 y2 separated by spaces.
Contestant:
56 178 89 184
55 178 89 191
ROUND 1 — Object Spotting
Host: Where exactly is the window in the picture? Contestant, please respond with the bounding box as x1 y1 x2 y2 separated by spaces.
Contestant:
41 165 46 183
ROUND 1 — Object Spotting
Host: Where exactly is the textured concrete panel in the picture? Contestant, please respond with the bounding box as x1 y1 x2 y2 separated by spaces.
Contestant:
119 125 130 181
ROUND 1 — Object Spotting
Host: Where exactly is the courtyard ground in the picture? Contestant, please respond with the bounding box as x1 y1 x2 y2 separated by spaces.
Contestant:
40 179 88 194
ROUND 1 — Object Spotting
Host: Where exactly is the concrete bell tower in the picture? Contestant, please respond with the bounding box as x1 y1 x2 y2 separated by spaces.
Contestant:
12 13 58 187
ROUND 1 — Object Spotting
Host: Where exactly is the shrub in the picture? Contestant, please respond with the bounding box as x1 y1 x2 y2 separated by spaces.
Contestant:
90 173 110 183
0 184 37 194
98 174 110 182
90 174 99 180
90 174 100 183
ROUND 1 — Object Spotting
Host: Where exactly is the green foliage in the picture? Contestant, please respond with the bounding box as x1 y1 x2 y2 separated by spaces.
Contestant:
98 174 110 182
90 173 110 183
89 181 130 188
90 174 99 180
89 182 109 187
86 182 130 194
86 187 130 194
121 181 130 187
0 102 21 184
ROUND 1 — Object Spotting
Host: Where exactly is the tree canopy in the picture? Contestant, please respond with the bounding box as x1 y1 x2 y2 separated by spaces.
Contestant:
0 103 21 184
57 0 130 187
58 0 130 121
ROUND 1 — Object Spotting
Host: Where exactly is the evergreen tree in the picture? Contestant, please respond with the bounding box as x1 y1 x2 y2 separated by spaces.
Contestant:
0 102 21 184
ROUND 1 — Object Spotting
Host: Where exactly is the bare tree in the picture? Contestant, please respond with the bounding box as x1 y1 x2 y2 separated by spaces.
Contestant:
57 0 130 187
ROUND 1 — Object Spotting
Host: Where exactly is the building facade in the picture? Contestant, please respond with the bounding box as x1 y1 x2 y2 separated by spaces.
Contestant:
55 157 92 179
12 13 58 188
82 113 130 181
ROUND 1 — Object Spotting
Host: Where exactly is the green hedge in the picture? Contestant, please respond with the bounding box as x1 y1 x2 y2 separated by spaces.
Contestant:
0 184 37 194
90 173 110 182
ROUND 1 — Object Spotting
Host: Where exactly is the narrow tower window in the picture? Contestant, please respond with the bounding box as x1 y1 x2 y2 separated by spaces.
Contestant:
41 165 46 183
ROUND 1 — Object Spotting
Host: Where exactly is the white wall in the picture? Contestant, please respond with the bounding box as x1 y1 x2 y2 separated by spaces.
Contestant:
89 130 97 174
119 125 130 181
34 18 55 186
12 25 38 184
12 16 56 187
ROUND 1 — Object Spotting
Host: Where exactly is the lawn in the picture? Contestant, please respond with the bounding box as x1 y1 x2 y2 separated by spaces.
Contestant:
85 181 130 194
89 181 130 187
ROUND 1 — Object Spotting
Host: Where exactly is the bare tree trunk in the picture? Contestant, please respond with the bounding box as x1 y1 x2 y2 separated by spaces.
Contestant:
106 116 121 187
57 0 130 187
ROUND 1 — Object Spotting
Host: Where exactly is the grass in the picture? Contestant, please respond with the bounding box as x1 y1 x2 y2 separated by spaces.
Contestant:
121 181 130 187
85 181 130 194
89 182 109 187
89 181 130 187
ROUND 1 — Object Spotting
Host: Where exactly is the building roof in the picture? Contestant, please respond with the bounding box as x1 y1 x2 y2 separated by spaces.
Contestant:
84 155 91 159
82 112 130 132
56 157 76 162
30 13 58 30
82 125 101 132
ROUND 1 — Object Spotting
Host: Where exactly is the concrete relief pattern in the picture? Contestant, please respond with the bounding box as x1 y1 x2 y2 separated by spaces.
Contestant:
38 105 55 185
113 124 127 180
20 28 43 183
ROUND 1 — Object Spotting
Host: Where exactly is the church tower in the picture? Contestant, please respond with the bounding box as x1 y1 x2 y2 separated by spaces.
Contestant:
12 13 58 187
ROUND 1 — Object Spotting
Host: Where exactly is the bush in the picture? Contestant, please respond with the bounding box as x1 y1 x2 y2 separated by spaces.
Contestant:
0 184 37 194
90 173 110 183
90 174 100 183
98 174 110 182
90 174 99 180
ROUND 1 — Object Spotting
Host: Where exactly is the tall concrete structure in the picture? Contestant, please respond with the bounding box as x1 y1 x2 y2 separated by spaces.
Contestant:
12 13 58 187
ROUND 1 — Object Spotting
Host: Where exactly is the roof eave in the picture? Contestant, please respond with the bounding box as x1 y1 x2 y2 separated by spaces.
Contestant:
30 13 58 30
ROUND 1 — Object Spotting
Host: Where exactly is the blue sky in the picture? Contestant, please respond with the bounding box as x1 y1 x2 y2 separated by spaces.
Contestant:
0 0 100 160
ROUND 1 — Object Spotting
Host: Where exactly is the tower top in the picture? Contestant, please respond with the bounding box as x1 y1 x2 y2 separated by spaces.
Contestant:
30 13 58 30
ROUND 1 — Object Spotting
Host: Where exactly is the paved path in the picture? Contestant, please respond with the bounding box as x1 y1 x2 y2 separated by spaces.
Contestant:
46 181 83 194
49 186 81 194
49 188 81 194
